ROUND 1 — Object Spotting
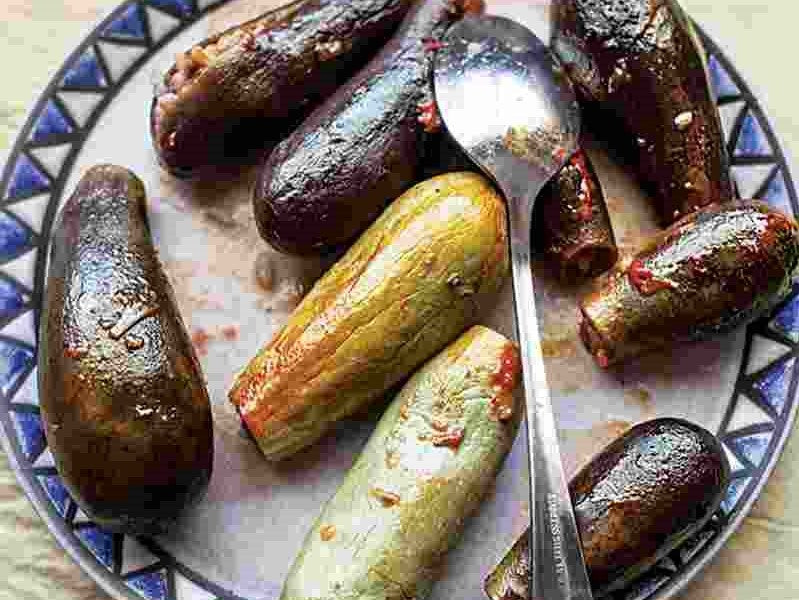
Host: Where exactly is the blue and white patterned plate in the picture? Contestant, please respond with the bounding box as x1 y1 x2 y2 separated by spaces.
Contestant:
1 2 798 600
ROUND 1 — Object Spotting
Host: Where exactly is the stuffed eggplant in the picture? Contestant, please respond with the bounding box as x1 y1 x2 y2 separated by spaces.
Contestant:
552 0 733 224
230 172 509 460
535 149 618 282
579 201 799 367
151 0 414 178
485 418 729 599
39 165 213 535
282 326 521 600
254 0 483 255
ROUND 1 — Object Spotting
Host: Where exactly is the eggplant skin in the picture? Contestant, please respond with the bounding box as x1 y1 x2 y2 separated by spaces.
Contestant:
534 149 618 282
579 201 799 367
282 326 521 600
485 418 730 599
229 172 509 461
552 0 733 224
39 165 213 535
151 0 414 178
254 0 483 256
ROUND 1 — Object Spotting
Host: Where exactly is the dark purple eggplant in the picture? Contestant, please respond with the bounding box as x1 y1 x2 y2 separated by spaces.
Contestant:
151 0 415 178
579 201 799 367
39 165 213 535
253 0 484 255
485 418 729 599
552 0 733 224
535 149 618 282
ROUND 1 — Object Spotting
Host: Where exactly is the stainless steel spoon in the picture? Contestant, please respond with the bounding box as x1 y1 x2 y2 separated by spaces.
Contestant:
433 15 593 600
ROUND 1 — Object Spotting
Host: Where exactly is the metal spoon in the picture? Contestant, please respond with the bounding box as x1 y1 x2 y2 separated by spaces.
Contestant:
433 15 593 600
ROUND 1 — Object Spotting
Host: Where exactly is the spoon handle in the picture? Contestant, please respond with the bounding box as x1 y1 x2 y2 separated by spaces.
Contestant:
507 201 593 600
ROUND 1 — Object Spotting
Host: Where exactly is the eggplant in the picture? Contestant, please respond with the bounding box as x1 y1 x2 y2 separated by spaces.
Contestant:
253 0 483 255
552 0 733 224
282 326 521 600
230 172 508 460
579 201 799 367
39 165 213 534
151 0 415 178
534 149 618 282
485 418 730 599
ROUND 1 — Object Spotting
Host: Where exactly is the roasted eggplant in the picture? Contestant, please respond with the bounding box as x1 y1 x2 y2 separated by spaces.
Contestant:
282 326 521 600
535 149 618 282
485 418 729 599
579 201 799 367
39 165 213 535
253 0 483 255
151 0 415 178
552 0 733 224
230 172 508 460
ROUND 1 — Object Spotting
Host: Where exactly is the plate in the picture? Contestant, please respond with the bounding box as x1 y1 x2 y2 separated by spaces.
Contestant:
1 2 797 600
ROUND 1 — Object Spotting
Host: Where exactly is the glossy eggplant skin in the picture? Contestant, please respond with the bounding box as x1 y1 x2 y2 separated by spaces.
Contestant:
151 0 414 178
282 326 521 600
552 0 733 224
39 165 213 535
534 149 618 282
579 201 799 367
229 172 509 460
254 0 483 255
485 418 729 599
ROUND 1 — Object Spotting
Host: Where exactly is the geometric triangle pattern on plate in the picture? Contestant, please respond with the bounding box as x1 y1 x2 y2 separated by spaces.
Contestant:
10 366 38 406
717 100 744 146
727 431 773 469
3 247 38 290
30 99 74 143
32 447 55 469
6 155 50 200
102 3 148 41
732 163 776 200
9 408 45 460
726 394 774 432
720 476 752 515
126 568 169 600
745 334 791 375
147 0 195 18
751 357 795 416
771 291 799 342
75 524 116 571
121 537 161 577
7 193 49 235
37 473 72 518
29 143 73 181
0 212 34 263
0 338 35 396
0 277 29 318
57 91 105 129
734 110 772 158
174 572 216 600
145 6 182 43
61 47 108 90
759 168 794 215
708 54 741 101
722 441 746 475
1 310 39 347
97 41 148 84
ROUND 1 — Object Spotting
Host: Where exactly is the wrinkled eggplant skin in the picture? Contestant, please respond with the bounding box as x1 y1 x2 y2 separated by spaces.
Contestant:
534 149 618 282
552 0 733 224
254 0 481 255
39 165 213 535
580 201 799 366
151 0 414 178
283 326 520 600
230 172 509 460
485 418 730 599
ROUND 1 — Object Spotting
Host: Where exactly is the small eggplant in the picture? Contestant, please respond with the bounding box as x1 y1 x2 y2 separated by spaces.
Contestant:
552 0 733 224
151 0 414 178
579 201 799 367
534 149 618 282
253 0 483 255
39 165 213 534
485 418 730 599
282 326 521 600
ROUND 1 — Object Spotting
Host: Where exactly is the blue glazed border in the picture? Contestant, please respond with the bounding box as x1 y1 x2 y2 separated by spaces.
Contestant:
0 3 797 600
